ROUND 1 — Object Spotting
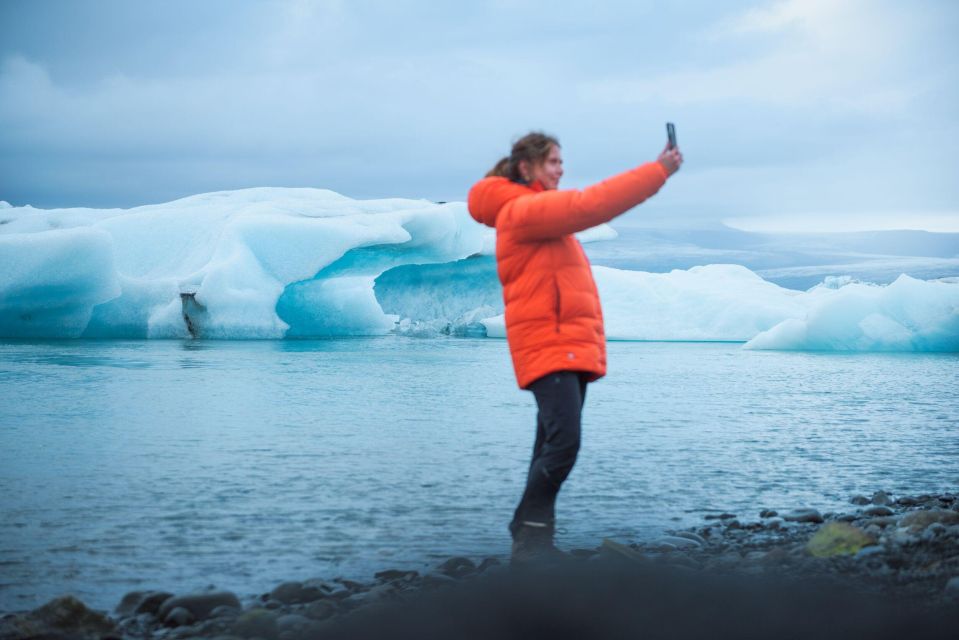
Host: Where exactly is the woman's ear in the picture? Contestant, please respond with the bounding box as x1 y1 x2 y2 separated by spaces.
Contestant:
517 160 530 182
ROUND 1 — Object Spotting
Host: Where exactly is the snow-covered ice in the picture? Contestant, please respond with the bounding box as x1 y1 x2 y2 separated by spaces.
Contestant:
1 189 956 351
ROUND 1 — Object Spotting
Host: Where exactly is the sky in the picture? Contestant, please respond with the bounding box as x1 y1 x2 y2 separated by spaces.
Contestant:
1 0 957 231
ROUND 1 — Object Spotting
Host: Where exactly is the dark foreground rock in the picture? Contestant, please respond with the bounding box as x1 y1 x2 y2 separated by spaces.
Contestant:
2 491 957 640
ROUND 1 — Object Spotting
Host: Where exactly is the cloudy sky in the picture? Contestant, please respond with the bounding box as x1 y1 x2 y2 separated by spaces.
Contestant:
1 0 957 230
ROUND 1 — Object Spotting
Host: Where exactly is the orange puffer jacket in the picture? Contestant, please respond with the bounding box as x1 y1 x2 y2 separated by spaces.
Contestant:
468 162 669 389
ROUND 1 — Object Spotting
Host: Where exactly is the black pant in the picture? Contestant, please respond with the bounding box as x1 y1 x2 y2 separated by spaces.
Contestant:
510 371 587 536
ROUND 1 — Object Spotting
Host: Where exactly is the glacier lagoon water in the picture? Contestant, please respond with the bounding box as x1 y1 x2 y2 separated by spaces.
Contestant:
1 337 957 612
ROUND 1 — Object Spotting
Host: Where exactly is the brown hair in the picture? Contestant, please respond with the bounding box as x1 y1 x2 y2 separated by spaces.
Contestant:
486 131 560 184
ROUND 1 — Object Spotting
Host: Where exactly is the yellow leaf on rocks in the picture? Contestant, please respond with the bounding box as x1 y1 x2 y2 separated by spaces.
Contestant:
806 522 876 558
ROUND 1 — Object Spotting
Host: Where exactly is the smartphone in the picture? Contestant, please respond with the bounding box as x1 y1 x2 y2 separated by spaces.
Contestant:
666 122 677 149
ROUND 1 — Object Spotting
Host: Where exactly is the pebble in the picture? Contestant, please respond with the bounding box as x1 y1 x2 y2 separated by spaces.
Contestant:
116 590 174 617
782 508 824 524
863 505 894 517
704 513 738 520
436 556 476 579
671 531 707 545
759 509 778 518
901 509 959 532
854 545 885 560
158 592 242 622
659 535 703 549
230 608 278 639
163 607 195 627
303 600 337 621
850 495 870 505
765 517 784 531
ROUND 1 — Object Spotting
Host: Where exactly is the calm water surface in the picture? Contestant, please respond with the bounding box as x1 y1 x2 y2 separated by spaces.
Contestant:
1 338 957 611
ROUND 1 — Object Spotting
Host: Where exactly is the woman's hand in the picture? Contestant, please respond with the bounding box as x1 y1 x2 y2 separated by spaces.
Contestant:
657 144 683 176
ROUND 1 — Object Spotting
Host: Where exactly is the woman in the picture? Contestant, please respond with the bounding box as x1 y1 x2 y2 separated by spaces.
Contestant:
467 131 682 561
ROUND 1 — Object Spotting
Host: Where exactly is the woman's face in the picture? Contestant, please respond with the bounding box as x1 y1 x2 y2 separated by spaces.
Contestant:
526 144 563 190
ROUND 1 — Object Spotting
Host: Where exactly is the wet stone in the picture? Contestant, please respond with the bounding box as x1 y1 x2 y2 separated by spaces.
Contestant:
765 517 785 530
783 508 824 524
158 592 242 622
900 509 959 532
759 509 778 518
863 505 894 517
672 531 708 545
231 608 279 639
164 606 195 627
374 569 419 583
437 556 476 578
871 490 893 506
851 495 871 506
29 596 117 636
660 535 702 549
270 581 328 605
117 590 174 617
303 600 337 621
704 513 738 520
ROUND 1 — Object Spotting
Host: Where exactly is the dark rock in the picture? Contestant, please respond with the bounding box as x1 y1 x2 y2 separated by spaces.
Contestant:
660 535 702 549
276 613 311 634
850 495 870 505
437 556 476 579
209 605 242 619
759 509 778 518
896 496 920 506
116 590 174 617
866 516 898 528
783 508 824 524
921 523 947 542
854 545 885 560
269 580 328 604
725 519 742 530
871 490 893 506
671 531 707 545
765 517 785 531
164 606 195 627
835 514 857 523
158 592 242 622
900 509 959 532
303 600 337 621
31 595 117 636
420 573 457 589
863 505 894 517
230 608 278 639
704 513 738 520
477 557 504 571
374 569 419 583
334 579 367 593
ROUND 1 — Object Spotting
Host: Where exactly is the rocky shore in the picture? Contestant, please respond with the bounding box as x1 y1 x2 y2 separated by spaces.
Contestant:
3 490 958 640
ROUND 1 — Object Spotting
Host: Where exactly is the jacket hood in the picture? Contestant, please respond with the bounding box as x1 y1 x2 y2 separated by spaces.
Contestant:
467 176 543 228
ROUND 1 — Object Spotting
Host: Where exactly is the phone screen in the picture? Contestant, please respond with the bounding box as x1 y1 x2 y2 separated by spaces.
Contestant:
666 122 677 149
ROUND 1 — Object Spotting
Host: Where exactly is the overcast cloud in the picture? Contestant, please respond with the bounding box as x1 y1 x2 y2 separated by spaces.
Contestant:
1 0 957 230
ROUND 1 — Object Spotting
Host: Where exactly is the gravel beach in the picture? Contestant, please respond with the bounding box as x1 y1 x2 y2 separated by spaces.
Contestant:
3 490 957 640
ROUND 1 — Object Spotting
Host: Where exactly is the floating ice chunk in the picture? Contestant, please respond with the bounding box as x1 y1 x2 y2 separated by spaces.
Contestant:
0 188 486 338
746 275 959 351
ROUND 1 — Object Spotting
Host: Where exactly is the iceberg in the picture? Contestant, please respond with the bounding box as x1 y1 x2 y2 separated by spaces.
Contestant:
1 189 956 352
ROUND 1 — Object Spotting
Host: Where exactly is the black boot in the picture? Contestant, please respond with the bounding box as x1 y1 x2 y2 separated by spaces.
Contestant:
510 520 564 565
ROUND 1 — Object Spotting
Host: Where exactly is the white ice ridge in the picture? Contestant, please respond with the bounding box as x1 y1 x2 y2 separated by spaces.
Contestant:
1 189 956 351
0 188 491 338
